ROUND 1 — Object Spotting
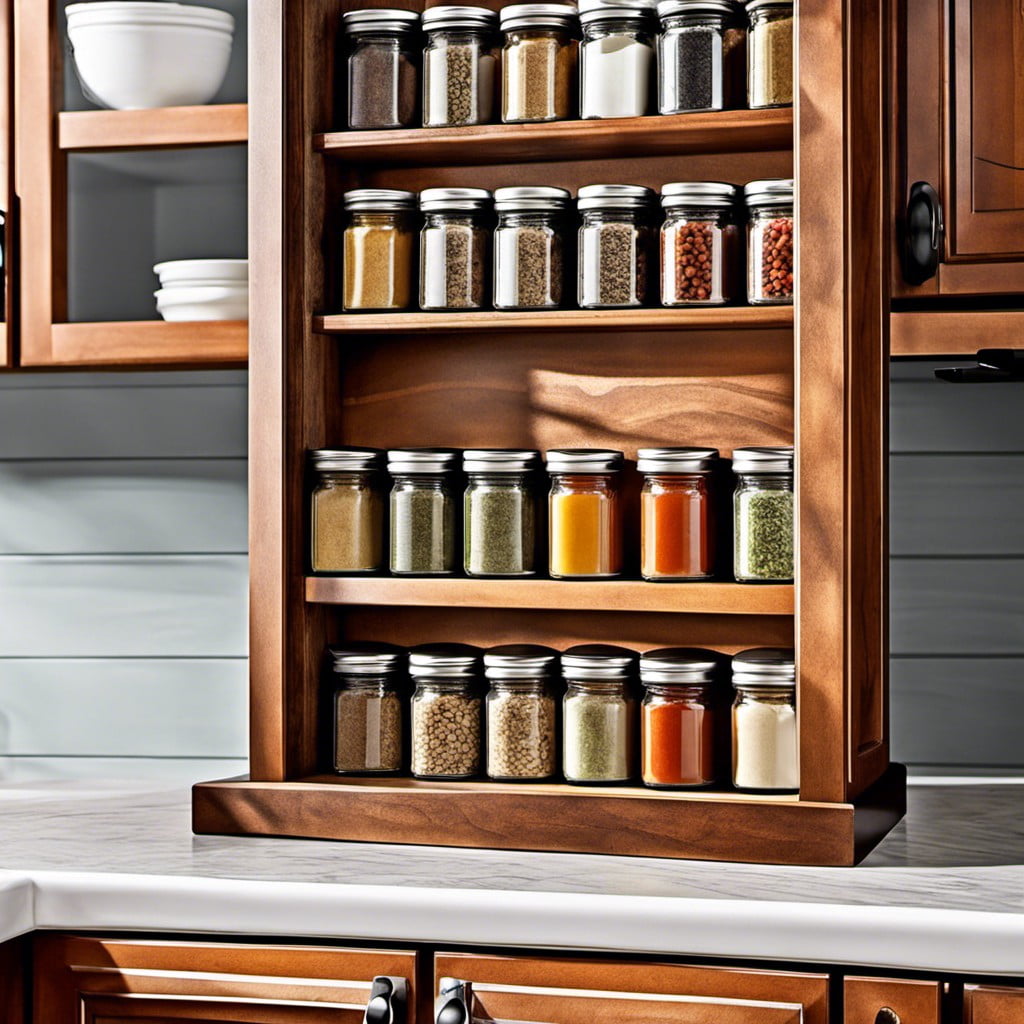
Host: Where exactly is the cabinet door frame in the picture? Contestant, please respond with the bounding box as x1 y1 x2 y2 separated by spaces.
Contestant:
845 976 942 1024
964 984 1024 1024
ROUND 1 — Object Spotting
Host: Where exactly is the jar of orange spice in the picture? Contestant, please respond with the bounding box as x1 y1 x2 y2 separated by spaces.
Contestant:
638 447 718 580
640 647 721 788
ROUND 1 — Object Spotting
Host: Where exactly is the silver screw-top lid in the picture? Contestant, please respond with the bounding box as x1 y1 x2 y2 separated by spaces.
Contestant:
637 446 719 473
422 4 498 30
493 186 573 213
500 2 578 30
463 449 542 473
743 178 794 207
419 187 493 212
309 447 385 473
746 0 793 12
579 0 655 26
731 445 793 474
387 448 461 474
660 181 740 210
561 644 637 680
343 8 420 33
329 642 406 676
640 647 721 685
343 188 417 212
731 647 796 688
577 183 657 211
658 0 740 18
545 448 625 473
409 643 482 679
484 644 560 679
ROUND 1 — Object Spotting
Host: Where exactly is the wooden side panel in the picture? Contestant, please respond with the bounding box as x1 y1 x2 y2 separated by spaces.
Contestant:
0 939 27 1024
844 978 941 1024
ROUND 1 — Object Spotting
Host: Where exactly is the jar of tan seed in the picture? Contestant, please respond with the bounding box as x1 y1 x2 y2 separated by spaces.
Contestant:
410 643 483 779
500 3 578 123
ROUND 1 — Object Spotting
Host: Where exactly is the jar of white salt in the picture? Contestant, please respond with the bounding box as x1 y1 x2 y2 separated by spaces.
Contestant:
731 647 797 792
579 0 656 119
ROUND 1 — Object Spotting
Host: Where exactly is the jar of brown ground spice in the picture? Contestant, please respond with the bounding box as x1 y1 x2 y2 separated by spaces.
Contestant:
419 188 492 310
343 9 420 129
309 447 386 574
500 3 578 123
744 178 793 304
342 189 417 311
659 181 739 306
422 5 499 127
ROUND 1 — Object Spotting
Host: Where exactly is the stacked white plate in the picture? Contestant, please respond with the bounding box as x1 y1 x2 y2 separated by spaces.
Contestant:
66 2 235 110
154 259 248 321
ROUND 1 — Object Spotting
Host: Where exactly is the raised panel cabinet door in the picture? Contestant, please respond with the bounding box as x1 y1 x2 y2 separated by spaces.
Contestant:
434 954 829 1024
845 977 941 1024
964 986 1024 1024
33 936 421 1024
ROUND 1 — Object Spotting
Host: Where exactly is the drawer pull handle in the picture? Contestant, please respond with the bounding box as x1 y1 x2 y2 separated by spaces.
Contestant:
436 977 472 1024
364 976 408 1024
875 1009 901 1024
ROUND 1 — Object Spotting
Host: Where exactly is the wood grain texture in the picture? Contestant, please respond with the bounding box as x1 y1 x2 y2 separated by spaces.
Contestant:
964 987 1024 1024
844 978 940 1024
890 311 1024 357
58 104 249 151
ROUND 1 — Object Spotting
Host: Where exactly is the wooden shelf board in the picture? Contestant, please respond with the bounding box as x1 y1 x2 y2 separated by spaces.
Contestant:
34 320 249 368
192 763 907 866
316 108 793 166
58 103 248 151
306 576 794 616
891 309 1024 357
316 305 794 335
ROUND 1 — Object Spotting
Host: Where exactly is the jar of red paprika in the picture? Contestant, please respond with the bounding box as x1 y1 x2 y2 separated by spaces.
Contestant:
744 178 793 304
640 647 720 788
638 446 718 580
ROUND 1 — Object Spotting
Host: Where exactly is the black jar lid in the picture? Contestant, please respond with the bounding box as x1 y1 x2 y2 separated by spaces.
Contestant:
343 189 417 213
661 181 739 209
329 642 406 676
546 448 625 473
463 449 542 473
657 0 740 19
484 644 560 679
500 3 578 31
637 447 719 473
343 8 419 34
409 643 482 679
732 445 793 473
640 647 721 685
309 447 385 473
422 4 498 30
387 448 461 474
577 183 656 211
744 178 794 207
731 647 796 688
420 187 493 212
561 644 637 680
494 186 572 213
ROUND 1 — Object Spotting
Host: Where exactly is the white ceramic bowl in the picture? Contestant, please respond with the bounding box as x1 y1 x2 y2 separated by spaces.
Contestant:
66 4 235 110
154 258 248 285
155 284 249 322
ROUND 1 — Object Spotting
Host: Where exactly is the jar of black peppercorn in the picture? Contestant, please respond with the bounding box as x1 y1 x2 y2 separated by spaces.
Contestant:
419 188 492 310
343 9 420 130
660 182 739 306
577 184 656 309
657 0 745 114
422 6 499 127
744 178 793 304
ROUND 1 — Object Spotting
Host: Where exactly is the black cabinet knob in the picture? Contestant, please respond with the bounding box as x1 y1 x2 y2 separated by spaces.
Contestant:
902 181 943 285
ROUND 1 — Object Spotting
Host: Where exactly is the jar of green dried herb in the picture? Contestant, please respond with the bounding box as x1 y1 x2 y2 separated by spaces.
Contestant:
388 448 460 575
463 449 542 577
420 188 492 310
343 9 420 130
310 447 386 574
422 6 499 127
732 445 793 582
746 0 792 108
328 642 406 775
561 644 638 783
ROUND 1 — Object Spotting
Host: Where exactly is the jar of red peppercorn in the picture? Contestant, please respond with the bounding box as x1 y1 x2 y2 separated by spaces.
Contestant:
640 647 721 788
744 178 793 304
659 182 739 306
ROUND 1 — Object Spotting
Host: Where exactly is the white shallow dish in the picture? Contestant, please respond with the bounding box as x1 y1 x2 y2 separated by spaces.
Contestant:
66 5 234 110
67 2 234 27
154 258 248 285
155 284 248 322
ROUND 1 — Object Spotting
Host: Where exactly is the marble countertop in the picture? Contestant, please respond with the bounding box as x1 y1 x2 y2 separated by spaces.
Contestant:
1 780 1023 975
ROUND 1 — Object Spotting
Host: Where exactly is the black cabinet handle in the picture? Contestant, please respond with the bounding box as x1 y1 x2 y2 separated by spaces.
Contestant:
902 181 943 285
364 976 408 1024
874 1009 900 1024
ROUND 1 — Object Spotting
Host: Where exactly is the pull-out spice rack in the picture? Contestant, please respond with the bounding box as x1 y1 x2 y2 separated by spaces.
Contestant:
193 0 905 866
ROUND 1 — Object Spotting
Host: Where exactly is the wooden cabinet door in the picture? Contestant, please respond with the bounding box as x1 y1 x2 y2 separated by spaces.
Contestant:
845 977 941 1024
434 953 828 1024
34 936 421 1024
964 986 1024 1024
1 939 26 1024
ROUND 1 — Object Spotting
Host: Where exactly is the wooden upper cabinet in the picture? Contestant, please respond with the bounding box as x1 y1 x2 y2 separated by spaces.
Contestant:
964 986 1024 1024
33 936 421 1024
894 0 1024 296
845 978 941 1024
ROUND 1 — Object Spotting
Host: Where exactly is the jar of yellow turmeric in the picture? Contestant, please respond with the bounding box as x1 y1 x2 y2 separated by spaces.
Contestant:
342 188 417 311
546 448 624 579
309 448 386 573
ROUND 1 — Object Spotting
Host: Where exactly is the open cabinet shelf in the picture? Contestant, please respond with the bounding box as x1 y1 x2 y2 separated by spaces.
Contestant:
58 103 248 152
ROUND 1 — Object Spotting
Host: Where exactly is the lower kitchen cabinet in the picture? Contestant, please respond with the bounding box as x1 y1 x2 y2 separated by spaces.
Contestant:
845 977 941 1024
964 986 1024 1024
1 939 26 1024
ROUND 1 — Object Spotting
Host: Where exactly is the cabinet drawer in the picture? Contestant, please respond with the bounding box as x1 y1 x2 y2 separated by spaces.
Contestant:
34 936 421 1024
964 986 1024 1024
845 978 941 1024
435 953 828 1024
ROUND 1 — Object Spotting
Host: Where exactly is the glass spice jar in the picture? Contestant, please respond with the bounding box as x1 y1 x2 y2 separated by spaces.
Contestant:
745 178 794 304
659 181 739 306
657 0 745 114
328 642 406 775
562 644 638 783
343 9 420 130
388 448 460 575
309 447 386 574
746 0 793 108
484 644 559 781
547 449 625 579
732 445 794 582
640 647 720 788
577 184 656 308
731 647 797 791
342 189 417 312
422 6 499 127
493 186 571 310
579 0 655 120
463 449 542 577
410 643 483 779
638 446 718 580
500 3 578 123
419 188 492 310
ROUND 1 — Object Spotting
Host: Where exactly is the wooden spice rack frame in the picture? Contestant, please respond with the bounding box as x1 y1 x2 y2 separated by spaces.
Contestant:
193 0 904 866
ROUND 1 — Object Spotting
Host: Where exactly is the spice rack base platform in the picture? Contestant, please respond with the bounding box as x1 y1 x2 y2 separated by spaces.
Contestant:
193 762 906 867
